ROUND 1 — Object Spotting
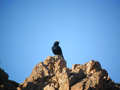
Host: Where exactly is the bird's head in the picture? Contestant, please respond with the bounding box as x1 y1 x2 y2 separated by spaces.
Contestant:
54 41 59 46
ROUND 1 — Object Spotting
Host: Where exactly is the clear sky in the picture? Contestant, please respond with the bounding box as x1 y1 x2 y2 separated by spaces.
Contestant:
0 0 120 83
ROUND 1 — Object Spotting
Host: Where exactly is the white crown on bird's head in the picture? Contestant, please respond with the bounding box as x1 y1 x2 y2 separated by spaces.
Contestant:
54 40 60 45
55 40 59 43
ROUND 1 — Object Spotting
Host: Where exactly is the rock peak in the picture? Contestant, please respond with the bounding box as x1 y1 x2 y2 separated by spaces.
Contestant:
0 56 120 90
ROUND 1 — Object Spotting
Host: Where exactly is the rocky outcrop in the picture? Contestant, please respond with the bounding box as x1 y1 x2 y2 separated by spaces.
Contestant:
17 56 120 90
0 68 19 90
70 60 120 90
18 56 69 90
1 56 120 90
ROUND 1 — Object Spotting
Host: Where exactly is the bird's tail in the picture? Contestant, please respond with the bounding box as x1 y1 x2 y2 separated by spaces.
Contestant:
61 53 64 59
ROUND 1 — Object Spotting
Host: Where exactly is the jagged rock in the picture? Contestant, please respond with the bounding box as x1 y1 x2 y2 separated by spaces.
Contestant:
70 60 120 90
0 68 19 90
1 56 120 90
18 56 120 90
19 56 69 90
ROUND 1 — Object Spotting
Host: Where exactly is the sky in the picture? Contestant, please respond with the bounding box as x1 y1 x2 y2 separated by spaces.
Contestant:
0 0 120 83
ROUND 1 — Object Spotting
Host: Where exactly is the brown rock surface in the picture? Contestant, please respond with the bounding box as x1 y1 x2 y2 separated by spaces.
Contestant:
70 60 120 90
19 56 69 90
1 56 120 90
18 56 120 90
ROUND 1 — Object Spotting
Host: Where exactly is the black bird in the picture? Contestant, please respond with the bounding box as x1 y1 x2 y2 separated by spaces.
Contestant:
52 41 64 58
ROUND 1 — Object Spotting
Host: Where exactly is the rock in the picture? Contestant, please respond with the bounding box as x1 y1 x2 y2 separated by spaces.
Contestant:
1 56 120 90
71 60 120 90
19 56 69 90
0 68 19 90
19 56 120 90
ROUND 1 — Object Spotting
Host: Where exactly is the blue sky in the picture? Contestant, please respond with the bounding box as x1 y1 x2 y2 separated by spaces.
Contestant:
0 0 120 83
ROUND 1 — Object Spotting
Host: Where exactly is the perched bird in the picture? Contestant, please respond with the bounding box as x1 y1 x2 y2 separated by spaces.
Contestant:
52 41 64 58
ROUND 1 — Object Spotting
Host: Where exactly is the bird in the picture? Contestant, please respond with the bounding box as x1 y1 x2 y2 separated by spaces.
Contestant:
52 41 64 58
